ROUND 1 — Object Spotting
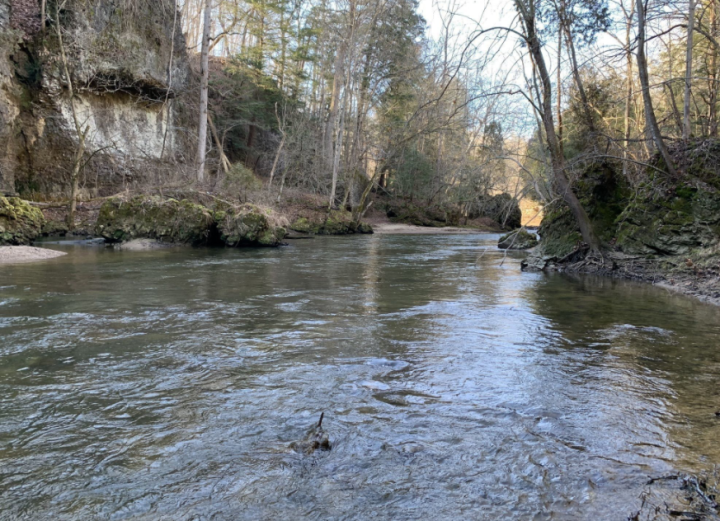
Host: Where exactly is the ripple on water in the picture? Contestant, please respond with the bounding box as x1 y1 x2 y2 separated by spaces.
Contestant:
0 235 719 520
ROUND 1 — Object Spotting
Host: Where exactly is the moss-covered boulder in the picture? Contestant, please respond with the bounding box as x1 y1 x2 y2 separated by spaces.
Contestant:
95 196 215 245
0 197 45 245
526 163 630 264
615 184 720 255
290 209 373 235
498 229 539 250
216 204 287 246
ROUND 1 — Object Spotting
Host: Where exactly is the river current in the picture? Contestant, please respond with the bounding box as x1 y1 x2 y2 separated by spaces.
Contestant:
1 233 719 520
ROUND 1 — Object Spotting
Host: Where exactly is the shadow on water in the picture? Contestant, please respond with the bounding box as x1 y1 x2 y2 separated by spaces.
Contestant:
0 234 718 519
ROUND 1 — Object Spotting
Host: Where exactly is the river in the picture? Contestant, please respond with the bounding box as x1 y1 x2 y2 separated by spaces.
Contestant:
1 233 719 520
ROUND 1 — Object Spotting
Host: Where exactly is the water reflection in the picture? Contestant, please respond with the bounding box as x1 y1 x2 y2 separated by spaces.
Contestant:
0 234 718 519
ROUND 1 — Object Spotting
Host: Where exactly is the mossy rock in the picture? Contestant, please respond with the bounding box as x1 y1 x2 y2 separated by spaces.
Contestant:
95 196 215 245
290 210 373 235
357 222 374 234
0 197 45 245
615 183 720 255
42 220 70 237
387 201 447 227
532 163 630 259
217 204 287 247
498 229 539 250
290 217 322 235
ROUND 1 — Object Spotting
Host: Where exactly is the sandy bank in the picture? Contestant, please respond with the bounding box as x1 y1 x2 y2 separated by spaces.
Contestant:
0 246 67 265
372 223 489 235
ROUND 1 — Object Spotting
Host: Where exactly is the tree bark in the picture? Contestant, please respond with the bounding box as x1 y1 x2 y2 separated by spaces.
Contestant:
561 23 596 132
55 0 87 229
710 0 719 135
623 0 634 177
636 0 677 175
197 0 211 183
515 0 600 251
557 27 564 155
684 0 696 140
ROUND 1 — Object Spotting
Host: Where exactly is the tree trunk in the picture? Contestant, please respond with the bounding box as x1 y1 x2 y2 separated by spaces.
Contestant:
324 47 345 170
709 0 719 135
557 28 564 155
208 113 230 175
636 0 677 176
329 88 348 209
562 24 596 132
623 0 635 177
515 0 600 251
67 129 87 229
684 0 696 140
197 0 211 183
55 0 87 230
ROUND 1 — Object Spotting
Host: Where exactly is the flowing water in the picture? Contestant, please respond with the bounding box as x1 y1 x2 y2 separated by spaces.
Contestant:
1 234 720 520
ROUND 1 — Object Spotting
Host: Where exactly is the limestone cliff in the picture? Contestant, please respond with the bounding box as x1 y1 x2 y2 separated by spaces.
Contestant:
0 0 193 197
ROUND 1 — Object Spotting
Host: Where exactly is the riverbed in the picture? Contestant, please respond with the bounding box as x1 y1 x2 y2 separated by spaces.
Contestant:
1 233 719 519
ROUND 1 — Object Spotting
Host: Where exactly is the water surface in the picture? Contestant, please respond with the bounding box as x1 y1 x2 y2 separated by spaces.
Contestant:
1 234 719 520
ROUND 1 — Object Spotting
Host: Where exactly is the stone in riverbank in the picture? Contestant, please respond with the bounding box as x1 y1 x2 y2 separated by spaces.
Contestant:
215 204 287 246
521 146 720 305
0 197 45 245
95 196 215 245
0 246 66 264
290 209 373 235
498 229 538 250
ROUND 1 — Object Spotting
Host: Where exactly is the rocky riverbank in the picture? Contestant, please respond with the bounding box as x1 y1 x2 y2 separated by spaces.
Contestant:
522 142 720 306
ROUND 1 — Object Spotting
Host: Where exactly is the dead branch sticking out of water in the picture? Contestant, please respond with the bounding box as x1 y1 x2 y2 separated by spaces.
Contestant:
632 470 720 521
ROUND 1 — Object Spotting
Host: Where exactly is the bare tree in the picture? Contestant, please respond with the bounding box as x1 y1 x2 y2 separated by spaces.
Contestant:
684 0 696 140
514 0 600 251
635 0 677 175
197 0 212 182
55 0 89 229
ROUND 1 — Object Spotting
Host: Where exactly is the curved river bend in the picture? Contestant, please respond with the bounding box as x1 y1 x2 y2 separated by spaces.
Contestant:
1 234 719 520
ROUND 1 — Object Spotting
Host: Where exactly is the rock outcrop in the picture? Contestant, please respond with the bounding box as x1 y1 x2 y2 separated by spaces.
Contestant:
0 196 45 244
385 200 462 228
498 229 538 250
96 196 215 245
290 209 373 235
0 0 191 197
215 204 287 246
96 196 289 247
523 148 720 274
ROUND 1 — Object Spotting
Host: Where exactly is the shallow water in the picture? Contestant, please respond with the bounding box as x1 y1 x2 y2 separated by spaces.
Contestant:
1 234 719 520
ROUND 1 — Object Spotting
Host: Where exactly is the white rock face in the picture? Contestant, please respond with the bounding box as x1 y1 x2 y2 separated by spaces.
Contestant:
0 0 191 196
56 93 178 160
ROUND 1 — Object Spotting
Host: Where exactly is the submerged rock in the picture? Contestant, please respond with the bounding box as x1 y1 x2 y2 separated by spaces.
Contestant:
114 239 174 251
498 229 538 250
95 196 215 245
0 197 45 245
215 204 287 246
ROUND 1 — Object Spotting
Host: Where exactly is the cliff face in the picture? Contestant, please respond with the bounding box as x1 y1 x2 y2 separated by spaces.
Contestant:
0 0 192 197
